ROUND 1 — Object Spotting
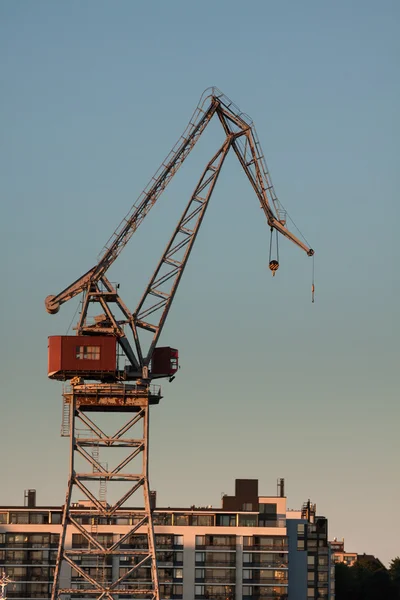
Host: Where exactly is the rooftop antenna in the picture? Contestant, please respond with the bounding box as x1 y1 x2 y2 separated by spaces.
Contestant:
0 571 13 600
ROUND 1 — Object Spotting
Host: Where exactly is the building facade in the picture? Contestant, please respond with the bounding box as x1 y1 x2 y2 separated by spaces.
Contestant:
329 539 357 567
0 480 334 600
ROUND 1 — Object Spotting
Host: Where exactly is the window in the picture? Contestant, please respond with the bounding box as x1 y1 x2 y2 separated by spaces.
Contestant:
196 535 205 547
153 513 172 526
259 503 277 514
195 552 205 564
308 555 315 565
156 550 174 564
307 588 315 597
76 345 100 360
243 586 253 596
159 583 182 595
251 553 288 568
243 553 252 563
198 585 235 598
195 585 204 596
0 513 7 524
308 571 315 581
72 534 89 549
174 514 189 526
30 512 49 524
297 539 305 550
30 550 45 563
174 568 183 579
197 535 236 548
7 567 27 578
51 512 62 524
239 514 257 527
242 503 253 511
192 514 214 526
243 569 252 580
195 568 204 580
204 552 235 567
247 535 287 550
10 512 29 524
216 514 236 527
210 535 235 547
174 535 183 547
298 524 305 534
155 534 173 548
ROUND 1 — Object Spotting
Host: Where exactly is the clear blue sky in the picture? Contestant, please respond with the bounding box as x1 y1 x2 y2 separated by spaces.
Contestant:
0 0 398 565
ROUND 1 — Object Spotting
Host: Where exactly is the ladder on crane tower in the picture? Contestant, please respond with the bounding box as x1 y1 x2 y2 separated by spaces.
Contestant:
61 395 70 437
90 445 108 587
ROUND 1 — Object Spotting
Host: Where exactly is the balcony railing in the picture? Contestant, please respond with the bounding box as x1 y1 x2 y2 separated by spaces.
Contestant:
243 544 288 551
195 559 236 567
243 563 288 570
195 575 236 584
243 577 289 585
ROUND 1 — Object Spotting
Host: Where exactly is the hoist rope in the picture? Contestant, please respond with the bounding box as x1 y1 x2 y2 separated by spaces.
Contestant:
269 227 280 263
276 228 279 263
312 254 315 303
269 227 273 262
66 298 82 334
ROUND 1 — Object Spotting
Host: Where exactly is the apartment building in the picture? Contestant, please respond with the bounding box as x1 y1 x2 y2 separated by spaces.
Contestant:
0 479 334 600
329 539 357 567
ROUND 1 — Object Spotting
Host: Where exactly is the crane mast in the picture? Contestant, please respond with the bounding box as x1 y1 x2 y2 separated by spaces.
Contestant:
46 87 314 600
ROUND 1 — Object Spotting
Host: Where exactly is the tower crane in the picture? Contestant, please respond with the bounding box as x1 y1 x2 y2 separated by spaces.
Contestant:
45 87 314 600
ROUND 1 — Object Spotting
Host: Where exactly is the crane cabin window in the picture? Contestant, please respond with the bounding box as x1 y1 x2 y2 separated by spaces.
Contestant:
76 345 100 360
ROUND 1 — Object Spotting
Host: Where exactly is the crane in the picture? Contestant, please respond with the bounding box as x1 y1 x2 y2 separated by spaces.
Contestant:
45 87 314 600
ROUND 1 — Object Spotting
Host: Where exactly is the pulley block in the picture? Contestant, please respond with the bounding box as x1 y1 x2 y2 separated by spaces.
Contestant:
269 259 279 276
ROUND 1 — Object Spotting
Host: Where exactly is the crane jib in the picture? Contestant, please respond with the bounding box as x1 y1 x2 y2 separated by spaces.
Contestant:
45 87 314 378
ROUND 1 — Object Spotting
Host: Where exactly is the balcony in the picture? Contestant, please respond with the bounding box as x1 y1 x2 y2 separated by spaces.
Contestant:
243 560 288 568
243 595 288 600
243 577 289 585
244 546 288 553
195 575 236 584
196 559 236 567
196 536 236 550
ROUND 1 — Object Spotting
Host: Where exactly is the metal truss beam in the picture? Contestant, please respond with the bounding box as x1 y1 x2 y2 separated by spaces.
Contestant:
52 389 160 600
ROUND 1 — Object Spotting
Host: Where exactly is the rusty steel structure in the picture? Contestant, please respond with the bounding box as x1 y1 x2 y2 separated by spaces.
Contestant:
0 572 12 600
45 87 314 600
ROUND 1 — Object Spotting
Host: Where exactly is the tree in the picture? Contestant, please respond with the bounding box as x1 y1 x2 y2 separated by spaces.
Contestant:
335 557 397 600
335 562 357 600
389 557 400 599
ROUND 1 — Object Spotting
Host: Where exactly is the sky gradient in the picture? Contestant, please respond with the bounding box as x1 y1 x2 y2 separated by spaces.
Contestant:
0 1 399 565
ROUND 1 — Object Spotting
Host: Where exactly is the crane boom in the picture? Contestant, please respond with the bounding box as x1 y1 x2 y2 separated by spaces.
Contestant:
45 88 313 317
